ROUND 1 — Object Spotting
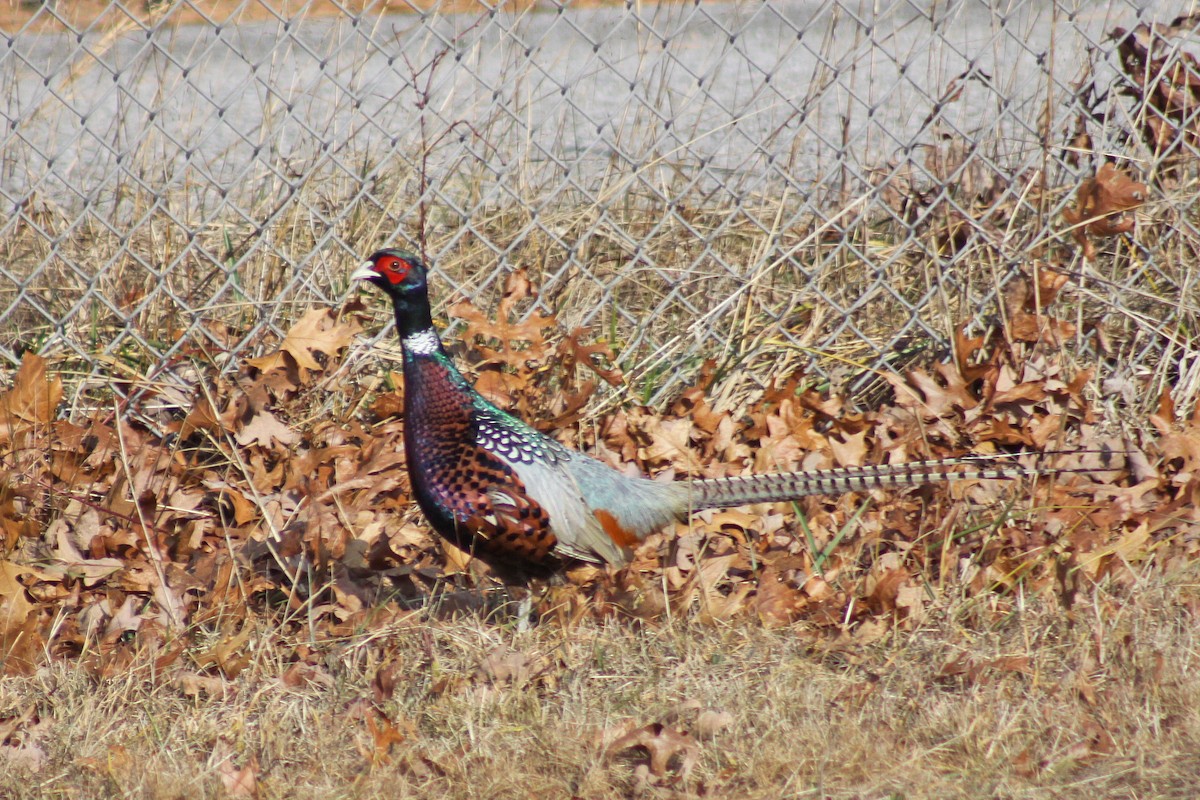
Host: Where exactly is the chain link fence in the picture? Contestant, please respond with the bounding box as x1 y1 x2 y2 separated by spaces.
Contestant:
2 0 1198 416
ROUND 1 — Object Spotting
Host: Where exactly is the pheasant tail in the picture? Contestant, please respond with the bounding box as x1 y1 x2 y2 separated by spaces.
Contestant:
688 455 1052 510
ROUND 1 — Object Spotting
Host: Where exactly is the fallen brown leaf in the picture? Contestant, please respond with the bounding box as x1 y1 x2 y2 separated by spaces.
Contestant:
211 739 259 799
608 722 700 780
0 352 62 426
246 306 361 378
1062 163 1147 259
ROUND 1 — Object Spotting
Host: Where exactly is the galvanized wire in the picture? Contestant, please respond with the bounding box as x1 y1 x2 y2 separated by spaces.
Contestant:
2 0 1198 416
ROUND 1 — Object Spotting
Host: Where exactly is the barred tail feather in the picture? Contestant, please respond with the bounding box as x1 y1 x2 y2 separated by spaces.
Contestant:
688 452 1094 511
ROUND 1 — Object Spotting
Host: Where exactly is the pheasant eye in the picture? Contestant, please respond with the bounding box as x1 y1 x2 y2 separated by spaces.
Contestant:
377 256 411 284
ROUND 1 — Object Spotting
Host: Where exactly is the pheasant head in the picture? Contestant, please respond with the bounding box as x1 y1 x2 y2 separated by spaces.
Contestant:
351 249 434 338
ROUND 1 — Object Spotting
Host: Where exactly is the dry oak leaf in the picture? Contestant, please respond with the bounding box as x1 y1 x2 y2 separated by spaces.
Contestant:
47 520 123 586
1062 163 1148 259
450 300 556 368
202 479 260 526
608 722 700 780
693 710 735 739
897 362 980 419
559 329 623 386
363 710 407 765
639 417 698 469
756 565 804 627
0 703 49 774
0 741 45 774
235 409 298 448
279 662 336 691
1008 311 1077 345
177 671 236 699
211 739 259 799
1024 266 1071 310
939 654 1032 687
476 647 552 688
0 560 35 629
245 307 362 376
827 428 868 469
865 566 912 615
1078 520 1153 578
0 352 62 426
178 392 238 439
449 269 556 370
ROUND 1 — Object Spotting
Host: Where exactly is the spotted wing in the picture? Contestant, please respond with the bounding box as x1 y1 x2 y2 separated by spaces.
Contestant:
416 433 562 569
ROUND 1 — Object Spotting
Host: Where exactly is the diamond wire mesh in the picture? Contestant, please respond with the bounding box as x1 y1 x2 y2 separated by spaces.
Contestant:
1 0 1199 418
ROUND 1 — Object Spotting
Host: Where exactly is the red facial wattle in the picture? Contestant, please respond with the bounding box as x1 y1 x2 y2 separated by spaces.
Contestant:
374 254 411 284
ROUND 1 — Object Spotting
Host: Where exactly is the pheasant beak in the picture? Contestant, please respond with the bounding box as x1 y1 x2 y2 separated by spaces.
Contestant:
350 261 381 283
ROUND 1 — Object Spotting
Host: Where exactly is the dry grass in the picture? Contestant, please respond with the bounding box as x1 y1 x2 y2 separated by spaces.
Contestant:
3 572 1200 799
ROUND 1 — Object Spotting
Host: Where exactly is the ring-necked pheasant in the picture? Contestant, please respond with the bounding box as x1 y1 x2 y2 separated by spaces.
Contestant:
353 248 1086 578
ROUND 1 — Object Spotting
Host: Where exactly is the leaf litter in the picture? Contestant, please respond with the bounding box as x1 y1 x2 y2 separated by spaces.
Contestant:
0 259 1193 790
